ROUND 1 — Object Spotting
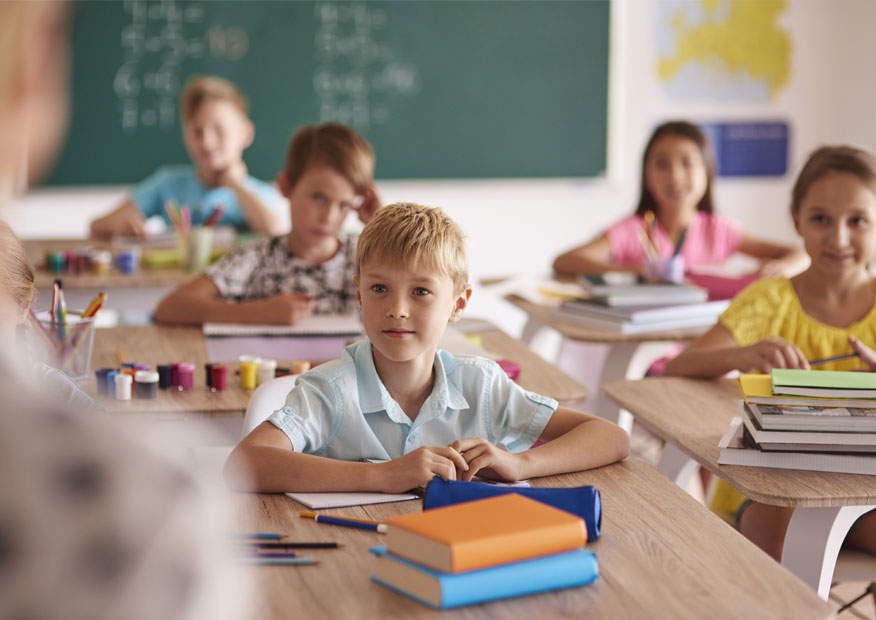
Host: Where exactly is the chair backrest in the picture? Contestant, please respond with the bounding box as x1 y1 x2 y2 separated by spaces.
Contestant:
241 375 299 439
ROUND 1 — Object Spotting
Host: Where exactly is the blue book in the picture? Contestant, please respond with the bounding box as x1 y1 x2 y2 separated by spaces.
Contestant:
370 545 598 609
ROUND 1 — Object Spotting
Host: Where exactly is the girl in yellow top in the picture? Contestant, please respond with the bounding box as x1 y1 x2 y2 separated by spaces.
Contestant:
665 145 876 561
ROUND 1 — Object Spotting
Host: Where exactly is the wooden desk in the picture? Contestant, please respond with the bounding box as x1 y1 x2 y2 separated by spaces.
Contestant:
84 324 588 416
24 238 219 314
234 459 831 619
506 293 706 430
603 377 876 598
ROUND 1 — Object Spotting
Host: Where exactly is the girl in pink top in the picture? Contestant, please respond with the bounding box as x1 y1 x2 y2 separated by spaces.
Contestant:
553 121 807 278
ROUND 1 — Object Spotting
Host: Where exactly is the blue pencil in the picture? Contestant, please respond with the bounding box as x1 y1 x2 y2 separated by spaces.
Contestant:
808 352 860 366
313 514 388 533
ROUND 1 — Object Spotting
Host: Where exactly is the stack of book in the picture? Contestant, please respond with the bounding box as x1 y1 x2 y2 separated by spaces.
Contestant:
551 274 727 334
371 494 598 609
719 370 876 474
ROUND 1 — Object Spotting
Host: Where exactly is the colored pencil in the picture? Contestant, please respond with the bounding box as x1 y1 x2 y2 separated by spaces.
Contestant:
57 282 67 340
236 557 317 566
205 203 225 228
809 352 860 366
299 511 382 525
248 552 298 559
309 514 387 533
240 542 340 549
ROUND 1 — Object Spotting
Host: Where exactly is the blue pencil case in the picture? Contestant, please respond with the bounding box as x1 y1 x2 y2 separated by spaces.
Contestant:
423 478 601 541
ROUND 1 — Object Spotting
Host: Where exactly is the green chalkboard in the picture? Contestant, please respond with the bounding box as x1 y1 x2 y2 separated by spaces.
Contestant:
47 0 609 184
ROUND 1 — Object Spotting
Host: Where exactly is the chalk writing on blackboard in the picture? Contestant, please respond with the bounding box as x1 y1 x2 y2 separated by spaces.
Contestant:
313 2 419 130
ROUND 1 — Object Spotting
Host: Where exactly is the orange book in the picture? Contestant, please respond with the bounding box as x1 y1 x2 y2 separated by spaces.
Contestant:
384 494 588 573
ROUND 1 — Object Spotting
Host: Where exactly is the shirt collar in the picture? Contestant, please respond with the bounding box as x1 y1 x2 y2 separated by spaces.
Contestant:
352 341 469 425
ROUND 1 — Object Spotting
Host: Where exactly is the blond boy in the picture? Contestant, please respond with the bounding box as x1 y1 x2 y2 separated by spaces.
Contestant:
154 122 380 325
90 76 284 237
224 203 629 493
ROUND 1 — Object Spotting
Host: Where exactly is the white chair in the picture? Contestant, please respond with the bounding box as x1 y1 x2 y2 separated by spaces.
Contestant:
241 375 299 438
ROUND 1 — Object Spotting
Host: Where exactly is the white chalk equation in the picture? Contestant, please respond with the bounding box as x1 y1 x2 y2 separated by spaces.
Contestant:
313 2 420 130
114 0 248 133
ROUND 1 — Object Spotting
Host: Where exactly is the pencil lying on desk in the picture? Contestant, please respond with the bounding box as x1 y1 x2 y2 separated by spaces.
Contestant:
240 541 341 549
307 514 387 533
809 352 860 366
234 532 285 540
237 557 317 566
299 511 381 525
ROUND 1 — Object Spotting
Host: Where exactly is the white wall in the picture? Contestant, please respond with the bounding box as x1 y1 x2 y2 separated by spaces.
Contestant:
6 0 875 331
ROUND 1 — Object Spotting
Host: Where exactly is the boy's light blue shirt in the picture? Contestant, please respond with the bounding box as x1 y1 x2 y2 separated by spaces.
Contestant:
268 339 558 461
130 164 282 232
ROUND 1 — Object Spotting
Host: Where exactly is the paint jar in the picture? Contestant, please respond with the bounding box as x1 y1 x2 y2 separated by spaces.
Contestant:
95 368 112 395
240 361 257 389
211 365 227 392
291 360 311 375
114 246 141 275
185 226 214 272
91 250 112 275
106 370 118 398
46 251 65 274
170 362 181 387
114 373 132 400
205 363 214 388
157 364 172 389
177 363 195 390
256 359 277 386
135 370 159 399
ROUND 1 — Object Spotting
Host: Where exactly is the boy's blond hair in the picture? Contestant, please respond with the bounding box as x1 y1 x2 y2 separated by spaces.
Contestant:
356 203 469 293
0 220 35 311
180 76 249 121
283 122 375 195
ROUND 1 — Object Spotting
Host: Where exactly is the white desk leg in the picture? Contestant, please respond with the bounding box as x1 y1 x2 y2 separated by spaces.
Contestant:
656 443 699 488
781 504 876 599
595 342 639 432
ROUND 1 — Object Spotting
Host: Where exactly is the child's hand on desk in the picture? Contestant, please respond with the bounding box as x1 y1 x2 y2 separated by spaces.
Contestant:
449 438 524 483
849 336 876 370
731 337 810 373
255 291 314 325
377 447 469 493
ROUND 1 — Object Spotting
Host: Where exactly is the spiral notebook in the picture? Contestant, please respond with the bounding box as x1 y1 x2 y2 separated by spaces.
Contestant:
203 314 363 337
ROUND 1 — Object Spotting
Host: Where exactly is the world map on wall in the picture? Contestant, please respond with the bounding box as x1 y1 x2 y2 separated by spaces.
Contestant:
656 0 791 102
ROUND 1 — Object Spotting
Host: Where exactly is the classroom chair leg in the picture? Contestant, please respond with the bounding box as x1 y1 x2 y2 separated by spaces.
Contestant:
656 442 699 489
782 506 876 600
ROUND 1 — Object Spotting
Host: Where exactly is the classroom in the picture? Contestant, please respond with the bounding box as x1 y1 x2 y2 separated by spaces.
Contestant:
4 1 876 618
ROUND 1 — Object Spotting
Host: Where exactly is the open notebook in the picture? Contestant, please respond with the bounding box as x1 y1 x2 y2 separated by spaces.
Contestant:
203 314 363 337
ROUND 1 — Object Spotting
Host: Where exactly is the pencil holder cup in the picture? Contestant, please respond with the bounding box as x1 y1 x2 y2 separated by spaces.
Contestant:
183 226 214 272
644 254 685 284
30 310 96 381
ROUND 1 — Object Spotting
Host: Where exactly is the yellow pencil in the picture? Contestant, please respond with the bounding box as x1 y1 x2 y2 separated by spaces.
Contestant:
117 346 126 365
299 510 382 525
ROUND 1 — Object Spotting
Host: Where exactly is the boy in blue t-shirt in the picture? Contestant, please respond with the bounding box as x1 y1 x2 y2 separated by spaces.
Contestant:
90 76 284 238
224 203 630 493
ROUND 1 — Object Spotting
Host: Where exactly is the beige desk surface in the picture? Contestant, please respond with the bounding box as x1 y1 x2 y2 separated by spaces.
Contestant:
233 459 831 620
603 377 876 507
84 324 588 415
506 294 708 343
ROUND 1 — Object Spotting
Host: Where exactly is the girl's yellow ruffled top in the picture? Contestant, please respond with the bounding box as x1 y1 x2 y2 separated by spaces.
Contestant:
710 276 876 520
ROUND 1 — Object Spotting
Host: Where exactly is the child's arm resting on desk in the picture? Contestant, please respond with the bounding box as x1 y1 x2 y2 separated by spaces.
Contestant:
662 323 809 378
224 421 470 493
89 198 147 239
552 234 643 278
450 408 630 481
153 275 314 325
737 234 809 278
